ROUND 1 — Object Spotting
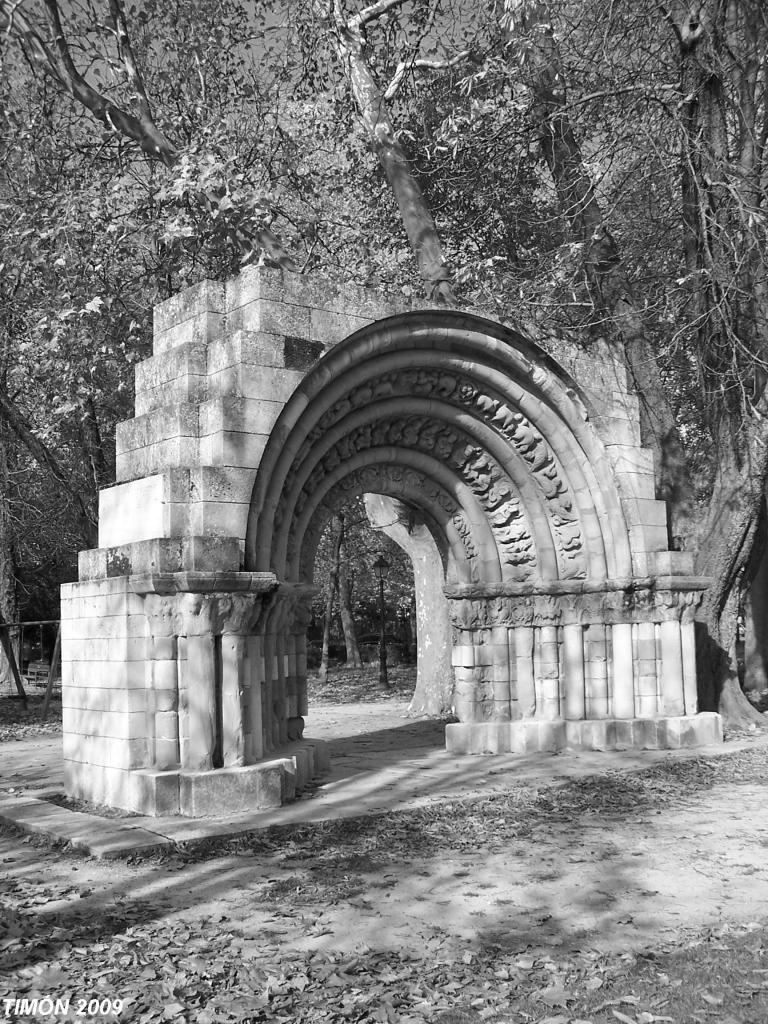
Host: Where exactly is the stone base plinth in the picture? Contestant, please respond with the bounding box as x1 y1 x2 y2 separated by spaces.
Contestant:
65 738 329 817
445 712 723 755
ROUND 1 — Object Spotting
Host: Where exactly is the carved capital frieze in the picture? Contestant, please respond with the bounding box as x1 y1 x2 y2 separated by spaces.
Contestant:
138 574 280 638
446 579 707 630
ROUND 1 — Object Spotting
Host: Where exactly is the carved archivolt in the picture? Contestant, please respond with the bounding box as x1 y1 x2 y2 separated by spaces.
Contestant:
292 418 543 580
298 464 481 582
280 366 588 581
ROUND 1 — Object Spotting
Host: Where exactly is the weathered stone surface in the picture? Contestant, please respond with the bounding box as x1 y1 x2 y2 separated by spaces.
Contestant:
179 765 270 816
63 267 722 817
135 343 209 414
446 714 723 755
79 537 242 581
153 279 225 338
131 769 181 815
99 476 167 548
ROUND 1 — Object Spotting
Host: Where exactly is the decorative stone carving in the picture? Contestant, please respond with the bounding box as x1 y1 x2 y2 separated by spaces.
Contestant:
62 270 725 819
142 588 274 639
289 416 542 580
445 580 705 629
280 366 589 580
297 464 481 582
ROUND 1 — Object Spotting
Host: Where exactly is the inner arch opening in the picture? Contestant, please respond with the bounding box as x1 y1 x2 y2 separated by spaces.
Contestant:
302 491 453 770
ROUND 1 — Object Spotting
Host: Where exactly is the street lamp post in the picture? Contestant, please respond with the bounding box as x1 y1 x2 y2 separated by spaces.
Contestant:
373 554 390 689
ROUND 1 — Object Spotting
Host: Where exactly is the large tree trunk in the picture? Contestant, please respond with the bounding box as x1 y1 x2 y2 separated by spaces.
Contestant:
743 514 768 695
0 439 19 687
318 516 343 684
316 0 455 302
694 421 768 728
364 495 453 716
502 2 694 543
337 519 362 668
667 0 768 727
78 393 111 494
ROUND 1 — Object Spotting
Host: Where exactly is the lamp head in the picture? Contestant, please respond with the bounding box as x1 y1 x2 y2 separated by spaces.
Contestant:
372 554 390 579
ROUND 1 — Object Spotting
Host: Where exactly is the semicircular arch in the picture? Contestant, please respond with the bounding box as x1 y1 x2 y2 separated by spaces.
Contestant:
246 310 637 588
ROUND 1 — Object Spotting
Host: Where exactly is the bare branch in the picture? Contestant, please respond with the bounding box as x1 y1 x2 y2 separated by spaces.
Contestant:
0 387 94 535
384 49 473 101
0 0 178 165
1 0 26 41
349 0 409 33
0 1 66 84
107 0 156 127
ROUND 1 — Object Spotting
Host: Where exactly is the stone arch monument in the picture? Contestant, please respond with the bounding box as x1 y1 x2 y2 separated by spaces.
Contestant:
61 268 721 816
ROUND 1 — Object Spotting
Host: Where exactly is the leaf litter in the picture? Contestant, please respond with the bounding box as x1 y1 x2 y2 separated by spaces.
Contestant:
2 730 768 1021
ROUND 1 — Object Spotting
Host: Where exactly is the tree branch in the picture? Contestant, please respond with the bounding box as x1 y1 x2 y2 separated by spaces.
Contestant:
107 0 156 128
384 49 473 101
349 0 409 33
0 1 65 84
1 0 179 165
0 388 95 540
316 0 455 300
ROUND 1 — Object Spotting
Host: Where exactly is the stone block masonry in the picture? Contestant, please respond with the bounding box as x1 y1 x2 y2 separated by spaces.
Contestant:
62 267 719 817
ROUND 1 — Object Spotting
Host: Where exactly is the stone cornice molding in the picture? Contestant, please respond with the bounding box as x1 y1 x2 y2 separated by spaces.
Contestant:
129 571 279 595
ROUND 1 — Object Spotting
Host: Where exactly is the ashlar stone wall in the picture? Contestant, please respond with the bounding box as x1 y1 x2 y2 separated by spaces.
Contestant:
61 268 721 817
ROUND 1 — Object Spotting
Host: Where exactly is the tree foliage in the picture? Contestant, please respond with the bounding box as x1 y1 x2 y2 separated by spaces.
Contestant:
2 0 768 721
311 498 415 662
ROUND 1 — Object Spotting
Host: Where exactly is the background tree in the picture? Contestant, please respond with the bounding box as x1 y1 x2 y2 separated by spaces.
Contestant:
311 499 414 673
3 0 768 729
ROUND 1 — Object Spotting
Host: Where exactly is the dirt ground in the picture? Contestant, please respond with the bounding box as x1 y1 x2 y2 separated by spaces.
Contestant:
2 695 768 1021
2 705 768 956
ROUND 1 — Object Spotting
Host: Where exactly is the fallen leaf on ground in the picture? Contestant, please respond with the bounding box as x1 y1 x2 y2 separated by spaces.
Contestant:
611 1012 637 1024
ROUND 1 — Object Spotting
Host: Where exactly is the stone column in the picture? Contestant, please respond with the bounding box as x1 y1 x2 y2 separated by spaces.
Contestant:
562 623 586 720
584 623 609 718
611 623 635 718
634 621 659 717
264 626 278 749
145 594 181 770
280 590 314 738
295 629 309 717
659 619 685 715
535 625 560 719
179 634 217 772
151 654 179 769
490 626 512 721
681 620 698 714
515 626 536 717
245 635 264 760
271 600 290 745
221 632 246 767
